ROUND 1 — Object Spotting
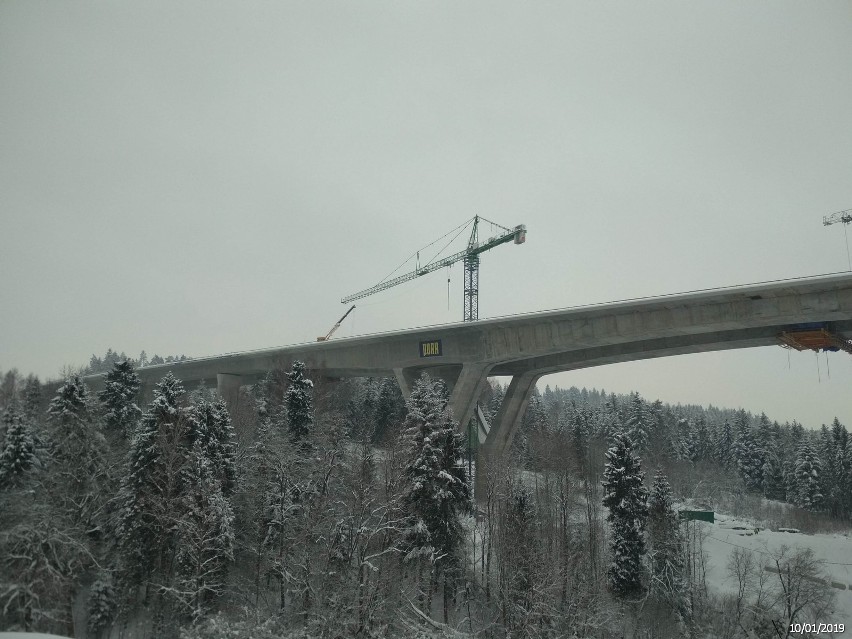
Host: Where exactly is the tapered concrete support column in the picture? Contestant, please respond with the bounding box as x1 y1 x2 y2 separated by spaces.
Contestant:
393 367 418 400
447 364 491 433
216 373 244 409
395 364 490 435
475 372 541 500
139 381 156 406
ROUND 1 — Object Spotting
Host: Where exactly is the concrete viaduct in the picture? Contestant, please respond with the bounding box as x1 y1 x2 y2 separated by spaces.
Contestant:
84 272 852 492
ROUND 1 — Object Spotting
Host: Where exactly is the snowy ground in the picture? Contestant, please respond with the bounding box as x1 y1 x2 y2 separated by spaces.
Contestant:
698 511 852 636
0 634 72 638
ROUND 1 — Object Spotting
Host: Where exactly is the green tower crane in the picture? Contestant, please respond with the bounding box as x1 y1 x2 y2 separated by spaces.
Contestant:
341 216 526 321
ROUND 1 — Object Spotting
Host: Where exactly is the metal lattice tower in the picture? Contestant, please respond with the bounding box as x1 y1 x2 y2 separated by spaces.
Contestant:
463 253 480 321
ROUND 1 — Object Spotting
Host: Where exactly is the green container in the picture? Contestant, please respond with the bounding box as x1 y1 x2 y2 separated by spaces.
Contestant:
679 510 715 524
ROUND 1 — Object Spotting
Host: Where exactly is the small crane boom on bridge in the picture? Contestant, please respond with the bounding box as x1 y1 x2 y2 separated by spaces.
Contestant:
317 304 356 341
341 216 526 321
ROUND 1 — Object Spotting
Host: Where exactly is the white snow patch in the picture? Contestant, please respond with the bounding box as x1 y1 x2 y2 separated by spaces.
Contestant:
700 512 852 637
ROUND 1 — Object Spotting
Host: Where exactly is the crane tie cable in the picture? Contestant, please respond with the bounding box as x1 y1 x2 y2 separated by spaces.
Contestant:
374 216 475 286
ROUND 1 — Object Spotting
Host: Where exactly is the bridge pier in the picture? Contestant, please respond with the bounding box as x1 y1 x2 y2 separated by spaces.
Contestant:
139 381 155 406
392 366 419 399
216 373 245 409
475 371 541 500
447 363 492 431
394 364 491 432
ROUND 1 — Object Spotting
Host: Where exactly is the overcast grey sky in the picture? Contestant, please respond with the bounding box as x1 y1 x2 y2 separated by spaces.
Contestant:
1 1 851 427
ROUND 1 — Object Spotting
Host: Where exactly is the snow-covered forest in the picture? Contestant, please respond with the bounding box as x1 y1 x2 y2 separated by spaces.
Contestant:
0 361 849 639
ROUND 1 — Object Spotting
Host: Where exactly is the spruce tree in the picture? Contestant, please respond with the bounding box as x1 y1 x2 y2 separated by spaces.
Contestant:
488 382 505 423
831 418 849 517
98 359 142 438
286 361 314 443
602 432 648 597
523 392 548 433
374 377 404 443
690 417 711 462
715 419 734 468
762 453 786 501
570 407 590 474
175 442 235 622
647 469 686 619
794 442 823 511
401 374 471 610
625 393 651 453
499 484 537 634
116 373 187 584
86 577 117 637
186 396 237 497
46 375 107 525
0 369 19 411
0 406 36 488
735 425 763 491
21 375 41 424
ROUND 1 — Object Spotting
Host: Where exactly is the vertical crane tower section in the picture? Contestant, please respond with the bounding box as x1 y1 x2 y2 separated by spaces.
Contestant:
341 216 526 321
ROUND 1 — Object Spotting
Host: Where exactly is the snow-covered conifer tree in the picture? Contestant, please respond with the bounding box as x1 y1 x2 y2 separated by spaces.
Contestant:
602 432 648 597
86 576 117 637
690 417 711 462
186 396 237 497
570 407 589 473
401 374 470 611
734 424 763 491
286 361 313 443
116 373 186 584
175 442 235 622
0 369 20 411
715 419 734 468
762 453 786 501
523 392 548 433
794 442 823 511
647 469 686 619
46 375 107 523
0 406 36 488
498 483 537 635
374 377 404 443
625 393 651 453
98 359 142 438
488 381 505 423
21 375 41 424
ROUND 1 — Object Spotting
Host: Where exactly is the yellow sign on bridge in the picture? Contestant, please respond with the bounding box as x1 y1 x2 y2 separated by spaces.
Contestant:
420 340 442 358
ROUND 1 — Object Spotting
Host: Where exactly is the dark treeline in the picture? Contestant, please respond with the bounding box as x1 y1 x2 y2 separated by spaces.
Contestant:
84 349 192 375
0 362 846 638
515 384 849 518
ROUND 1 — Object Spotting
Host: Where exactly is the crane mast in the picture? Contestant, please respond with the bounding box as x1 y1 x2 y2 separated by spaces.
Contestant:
342 216 526 321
